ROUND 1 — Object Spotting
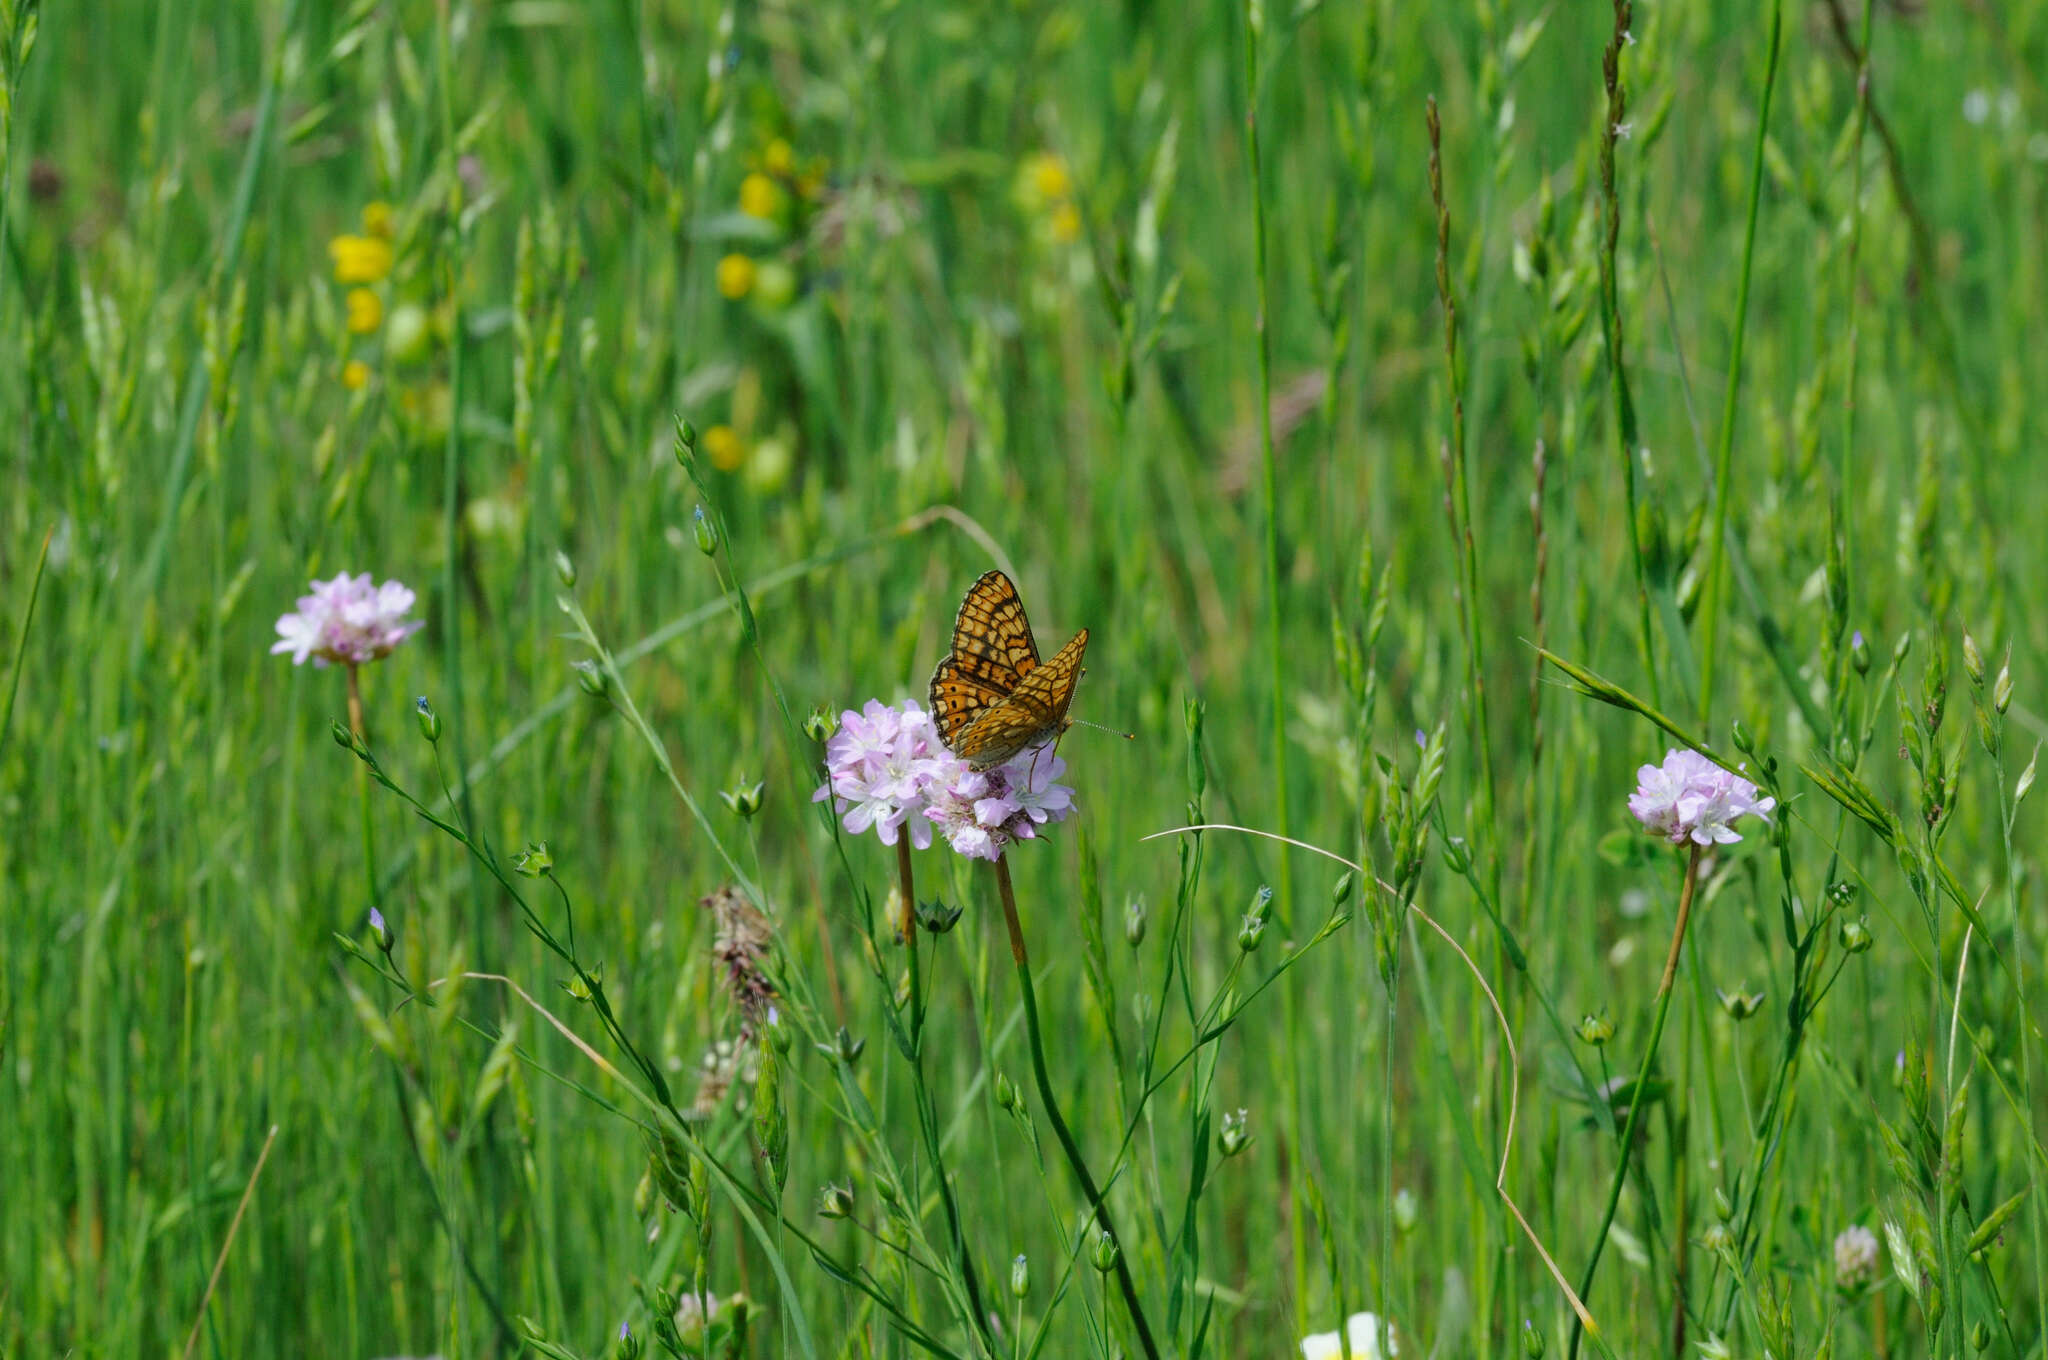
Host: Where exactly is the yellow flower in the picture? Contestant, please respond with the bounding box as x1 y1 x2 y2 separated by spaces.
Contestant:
1027 151 1072 203
739 173 782 221
361 200 396 240
345 287 383 335
329 234 394 284
342 359 372 390
703 424 745 472
1050 201 1082 244
716 253 757 300
763 138 794 176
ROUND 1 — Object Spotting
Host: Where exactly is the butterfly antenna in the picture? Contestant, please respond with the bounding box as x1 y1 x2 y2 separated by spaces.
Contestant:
1070 718 1137 742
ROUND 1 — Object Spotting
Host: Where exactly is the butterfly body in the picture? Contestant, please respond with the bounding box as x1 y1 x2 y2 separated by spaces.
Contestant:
929 570 1088 770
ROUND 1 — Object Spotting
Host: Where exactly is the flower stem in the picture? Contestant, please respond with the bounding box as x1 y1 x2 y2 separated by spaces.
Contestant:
346 664 380 908
1567 843 1702 1360
994 856 1160 1360
899 835 994 1352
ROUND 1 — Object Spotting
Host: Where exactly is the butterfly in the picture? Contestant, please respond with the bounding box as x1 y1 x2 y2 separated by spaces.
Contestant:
928 570 1088 771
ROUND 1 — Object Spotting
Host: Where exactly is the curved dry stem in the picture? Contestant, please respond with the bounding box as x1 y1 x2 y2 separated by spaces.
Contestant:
1141 821 1600 1336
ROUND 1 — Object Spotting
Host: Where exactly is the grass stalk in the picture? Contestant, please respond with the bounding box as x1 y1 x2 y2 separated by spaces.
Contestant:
1568 844 1703 1360
1695 0 1783 724
994 856 1160 1360
1241 4 1306 1328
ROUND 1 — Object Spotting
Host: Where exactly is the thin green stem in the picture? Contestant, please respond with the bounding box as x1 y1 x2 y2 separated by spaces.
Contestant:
1696 0 1783 723
0 524 50 768
898 836 995 1356
1243 6 1304 1326
1568 845 1703 1360
994 856 1160 1360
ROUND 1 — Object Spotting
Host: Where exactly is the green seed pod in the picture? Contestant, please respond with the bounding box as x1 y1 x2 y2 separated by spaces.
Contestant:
1010 1254 1030 1299
693 505 720 556
1090 1228 1121 1274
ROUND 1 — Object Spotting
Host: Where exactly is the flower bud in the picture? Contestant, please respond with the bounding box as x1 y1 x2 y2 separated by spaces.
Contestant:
553 549 577 588
1850 629 1872 675
564 963 602 1003
693 505 719 556
818 1182 855 1219
994 1070 1020 1113
331 719 358 753
617 1320 642 1360
803 706 838 742
415 695 441 743
1716 987 1764 1021
1837 916 1874 955
833 1025 865 1066
1330 871 1355 907
1124 895 1147 947
1712 1186 1733 1222
1441 835 1472 875
368 906 391 952
764 1005 792 1054
1236 913 1267 953
721 776 766 818
573 659 610 698
1090 1228 1121 1273
1963 632 1985 687
1576 1013 1614 1047
1393 1187 1419 1234
1973 1321 1991 1352
1994 660 2014 715
1010 1254 1030 1299
514 842 554 877
519 1316 550 1343
1218 1107 1252 1158
1730 717 1755 756
1522 1319 1546 1357
674 418 698 465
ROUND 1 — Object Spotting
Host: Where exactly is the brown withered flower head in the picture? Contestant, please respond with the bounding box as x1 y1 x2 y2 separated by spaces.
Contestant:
700 884 776 1034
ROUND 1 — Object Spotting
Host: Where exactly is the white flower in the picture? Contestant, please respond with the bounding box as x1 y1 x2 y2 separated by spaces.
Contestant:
1834 1223 1881 1289
1301 1313 1398 1360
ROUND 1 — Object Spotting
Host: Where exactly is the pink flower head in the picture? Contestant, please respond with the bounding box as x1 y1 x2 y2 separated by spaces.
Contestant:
813 698 1077 859
1629 747 1775 846
922 748 1075 861
813 699 950 849
272 572 424 668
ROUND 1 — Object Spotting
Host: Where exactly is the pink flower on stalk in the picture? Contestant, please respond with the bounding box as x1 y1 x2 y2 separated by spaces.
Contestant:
813 698 1077 859
272 573 424 667
813 699 950 849
1628 748 1775 846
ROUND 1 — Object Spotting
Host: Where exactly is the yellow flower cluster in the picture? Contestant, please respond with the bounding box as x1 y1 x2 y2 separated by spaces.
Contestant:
329 201 395 388
716 137 824 306
1016 151 1082 244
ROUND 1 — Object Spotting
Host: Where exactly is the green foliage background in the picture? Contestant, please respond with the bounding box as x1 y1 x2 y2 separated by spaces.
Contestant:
6 0 2048 1355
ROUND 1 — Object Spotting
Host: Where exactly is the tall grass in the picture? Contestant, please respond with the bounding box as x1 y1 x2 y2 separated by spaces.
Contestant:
7 1 2048 1357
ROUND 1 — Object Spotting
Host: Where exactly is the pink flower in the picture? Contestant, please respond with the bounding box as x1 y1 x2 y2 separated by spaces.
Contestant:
923 749 1075 861
1629 748 1775 846
272 572 424 668
813 698 1077 859
813 700 950 849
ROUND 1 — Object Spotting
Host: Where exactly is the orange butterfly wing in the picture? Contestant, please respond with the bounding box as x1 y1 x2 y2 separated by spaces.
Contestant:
930 571 1038 746
951 628 1088 770
928 571 1088 769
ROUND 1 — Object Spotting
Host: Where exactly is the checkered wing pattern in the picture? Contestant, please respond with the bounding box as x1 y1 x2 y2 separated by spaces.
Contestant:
947 628 1088 771
929 571 1086 769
